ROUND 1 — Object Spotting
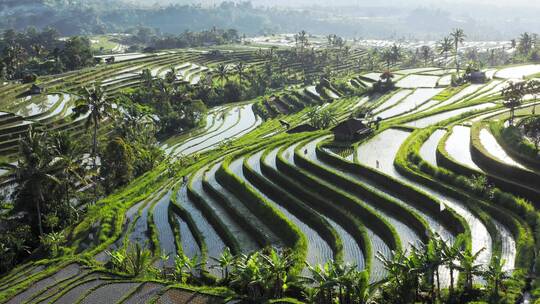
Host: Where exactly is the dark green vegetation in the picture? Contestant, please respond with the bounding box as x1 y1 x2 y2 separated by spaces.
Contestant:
3 26 540 303
0 28 94 79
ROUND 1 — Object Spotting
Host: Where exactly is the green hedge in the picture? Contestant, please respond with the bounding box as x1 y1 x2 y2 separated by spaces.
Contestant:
275 140 400 253
170 185 207 263
203 169 269 248
490 120 540 171
317 141 467 238
401 126 538 299
259 145 372 273
470 122 540 190
294 140 430 244
436 126 540 208
187 170 241 255
218 155 307 276
242 148 344 263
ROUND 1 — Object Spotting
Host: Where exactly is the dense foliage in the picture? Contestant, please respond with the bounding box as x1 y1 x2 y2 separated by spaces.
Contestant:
0 28 94 79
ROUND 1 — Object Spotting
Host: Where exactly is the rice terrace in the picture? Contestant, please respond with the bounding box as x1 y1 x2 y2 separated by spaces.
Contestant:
1 1 540 303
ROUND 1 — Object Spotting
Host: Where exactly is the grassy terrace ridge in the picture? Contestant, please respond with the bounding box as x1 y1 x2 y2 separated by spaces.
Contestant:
4 37 540 303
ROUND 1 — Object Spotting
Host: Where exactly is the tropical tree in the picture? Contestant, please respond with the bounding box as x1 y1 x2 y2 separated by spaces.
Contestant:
440 234 465 296
164 67 177 83
0 129 60 236
522 116 540 151
450 28 466 74
260 248 294 299
483 256 511 301
420 45 433 67
526 79 540 114
140 68 153 89
50 131 86 221
211 247 235 283
381 49 393 68
173 253 202 284
390 43 402 65
501 81 526 126
438 36 454 64
456 246 485 293
377 249 419 304
518 32 534 55
215 63 229 85
234 62 246 84
72 83 116 201
414 239 444 302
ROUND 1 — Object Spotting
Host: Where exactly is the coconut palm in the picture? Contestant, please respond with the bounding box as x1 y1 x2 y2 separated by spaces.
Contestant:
381 49 393 68
72 83 116 201
390 44 402 65
50 131 86 221
234 62 246 84
420 45 433 67
450 28 466 74
501 81 526 126
140 68 153 89
518 32 534 55
215 63 229 85
438 36 453 65
0 129 60 236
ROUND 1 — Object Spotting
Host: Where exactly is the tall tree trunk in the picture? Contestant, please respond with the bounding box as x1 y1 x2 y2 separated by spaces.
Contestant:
36 199 43 236
93 121 98 203
436 268 441 301
455 42 460 74
449 267 454 295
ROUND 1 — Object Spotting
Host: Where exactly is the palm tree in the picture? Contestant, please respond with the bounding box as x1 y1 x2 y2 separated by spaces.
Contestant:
438 36 453 65
450 28 466 74
297 30 309 51
483 256 510 300
518 32 534 55
234 62 246 85
390 44 402 65
0 129 60 236
381 49 393 68
260 248 293 298
377 249 419 303
302 262 335 303
440 234 465 296
50 131 86 221
140 69 153 89
526 79 540 115
456 246 485 292
420 46 433 67
165 67 177 83
211 247 234 283
72 84 116 201
501 81 526 126
215 64 229 85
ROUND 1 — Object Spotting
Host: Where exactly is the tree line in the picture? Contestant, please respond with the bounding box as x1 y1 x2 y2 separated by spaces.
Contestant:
0 28 94 80
103 233 518 303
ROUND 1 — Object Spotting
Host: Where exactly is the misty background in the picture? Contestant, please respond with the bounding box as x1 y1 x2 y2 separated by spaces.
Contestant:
1 0 539 40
